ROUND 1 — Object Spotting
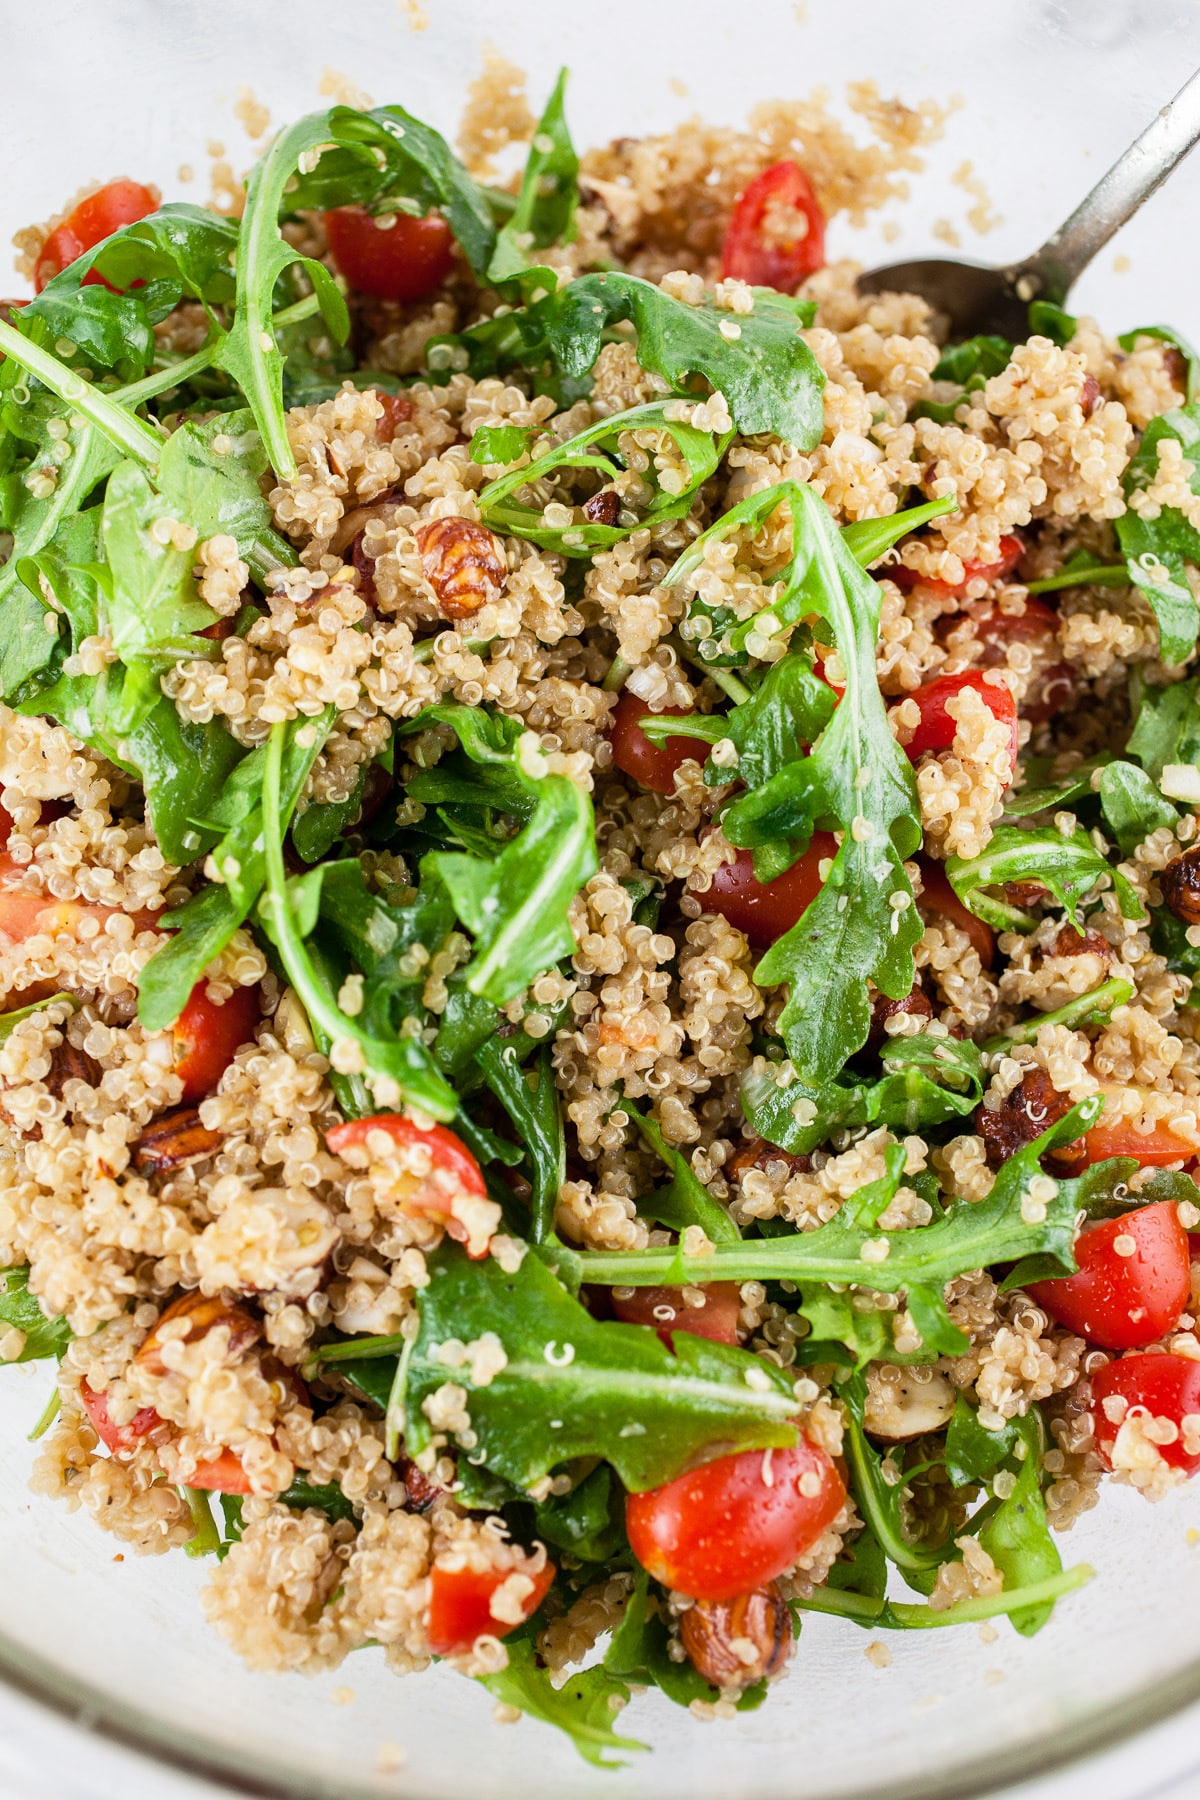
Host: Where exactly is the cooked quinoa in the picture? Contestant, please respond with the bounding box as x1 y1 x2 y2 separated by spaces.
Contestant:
3 64 1200 1762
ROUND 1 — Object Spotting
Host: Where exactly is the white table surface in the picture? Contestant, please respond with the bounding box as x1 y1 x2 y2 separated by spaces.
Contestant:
0 1682 1195 1800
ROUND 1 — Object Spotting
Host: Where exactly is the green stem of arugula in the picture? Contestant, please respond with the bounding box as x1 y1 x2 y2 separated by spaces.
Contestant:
260 724 455 1120
668 635 752 704
602 654 633 693
26 1387 61 1442
113 292 325 410
984 977 1134 1053
181 1486 221 1558
1026 564 1127 595
795 1563 1092 1629
0 318 163 468
384 1330 417 1462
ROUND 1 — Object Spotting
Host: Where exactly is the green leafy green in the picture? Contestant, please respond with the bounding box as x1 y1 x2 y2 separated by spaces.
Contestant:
488 69 578 284
476 399 728 556
1028 300 1077 346
946 824 1145 933
621 1099 740 1242
740 1031 985 1155
477 1041 564 1242
1116 402 1200 665
573 1103 1099 1346
478 1635 644 1768
540 277 824 446
400 1244 799 1494
1004 753 1112 818
0 1267 71 1362
667 482 923 1085
943 1394 1018 1488
530 1462 624 1563
1097 759 1178 856
1126 672 1200 783
977 1410 1062 1636
604 1572 766 1712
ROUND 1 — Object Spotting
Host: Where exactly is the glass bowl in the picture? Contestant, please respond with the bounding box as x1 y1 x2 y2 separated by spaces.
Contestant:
5 1 1200 1794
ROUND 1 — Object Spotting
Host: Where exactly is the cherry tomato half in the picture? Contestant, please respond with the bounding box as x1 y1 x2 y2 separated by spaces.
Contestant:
427 1560 556 1656
1026 1203 1191 1349
902 670 1019 769
0 857 159 946
973 594 1060 653
326 1114 493 1258
609 690 713 795
626 1435 845 1602
172 981 261 1105
0 805 12 851
1090 1352 1200 1476
916 856 995 969
35 180 159 292
79 1379 161 1455
610 1281 742 1347
719 161 826 292
323 205 455 303
1082 1092 1200 1169
705 831 838 950
892 535 1024 601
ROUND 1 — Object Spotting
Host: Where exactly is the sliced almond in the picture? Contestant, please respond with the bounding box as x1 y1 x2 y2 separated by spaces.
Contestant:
133 1106 223 1174
135 1291 261 1379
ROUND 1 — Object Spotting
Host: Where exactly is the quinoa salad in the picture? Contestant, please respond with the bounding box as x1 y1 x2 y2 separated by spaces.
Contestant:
2 62 1200 1762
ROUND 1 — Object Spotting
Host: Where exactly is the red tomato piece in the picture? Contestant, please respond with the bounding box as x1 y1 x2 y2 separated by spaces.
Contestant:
1082 1107 1200 1169
916 856 996 969
973 594 1060 650
609 690 713 795
719 161 826 291
186 1449 254 1495
610 1281 742 1347
0 859 160 945
323 205 455 303
892 535 1024 601
326 1114 494 1258
706 831 838 950
196 617 234 642
34 180 159 291
172 981 261 1104
1090 1352 1200 1476
626 1435 845 1603
901 670 1019 768
1026 1203 1191 1349
0 805 12 851
79 1379 161 1455
427 1559 556 1655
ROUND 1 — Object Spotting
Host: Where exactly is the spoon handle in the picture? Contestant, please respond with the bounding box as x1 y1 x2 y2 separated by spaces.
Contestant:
1008 67 1200 306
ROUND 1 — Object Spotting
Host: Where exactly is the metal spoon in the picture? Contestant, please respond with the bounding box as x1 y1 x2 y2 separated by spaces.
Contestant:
858 68 1200 339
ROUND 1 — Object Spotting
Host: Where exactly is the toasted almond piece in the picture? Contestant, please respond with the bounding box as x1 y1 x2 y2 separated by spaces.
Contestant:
679 1584 792 1691
863 1366 956 1442
43 1038 101 1100
133 1106 223 1175
414 516 506 620
135 1290 261 1379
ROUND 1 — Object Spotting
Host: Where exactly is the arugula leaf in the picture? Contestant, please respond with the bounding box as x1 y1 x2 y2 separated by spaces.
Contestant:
541 277 825 446
917 334 1012 420
476 399 728 557
137 712 335 1031
1097 759 1178 856
530 1462 624 1563
1118 323 1199 404
285 105 496 281
944 1394 1018 1488
0 1267 71 1362
1028 300 1076 346
476 1041 564 1242
946 824 1145 933
978 1410 1062 1636
430 764 596 1005
672 482 922 1085
257 727 457 1118
701 652 835 791
488 69 578 284
478 1635 644 1769
1004 753 1111 818
155 409 293 576
400 1244 799 1493
837 1371 953 1573
983 976 1133 1054
620 1099 740 1243
740 1031 984 1155
573 1103 1100 1334
1116 402 1200 665
213 113 352 479
1126 672 1200 783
